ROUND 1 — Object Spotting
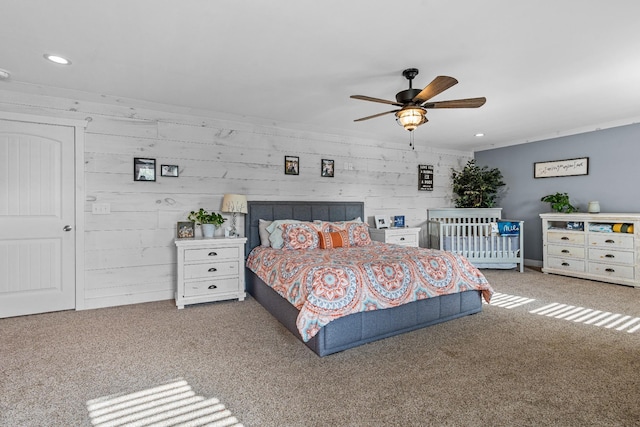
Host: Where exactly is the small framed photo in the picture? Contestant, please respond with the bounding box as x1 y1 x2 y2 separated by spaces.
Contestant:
161 164 179 177
393 215 405 228
134 157 156 181
375 215 390 229
285 155 299 175
177 221 195 239
321 159 334 177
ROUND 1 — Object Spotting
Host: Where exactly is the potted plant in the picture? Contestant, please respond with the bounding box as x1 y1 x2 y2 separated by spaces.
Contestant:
188 208 226 238
540 192 578 213
451 160 505 208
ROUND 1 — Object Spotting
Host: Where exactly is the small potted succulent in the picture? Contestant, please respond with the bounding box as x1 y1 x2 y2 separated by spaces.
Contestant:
188 208 226 238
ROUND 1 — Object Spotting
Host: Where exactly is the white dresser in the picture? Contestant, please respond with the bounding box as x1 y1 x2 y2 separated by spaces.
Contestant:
540 213 640 288
175 237 247 308
369 227 420 247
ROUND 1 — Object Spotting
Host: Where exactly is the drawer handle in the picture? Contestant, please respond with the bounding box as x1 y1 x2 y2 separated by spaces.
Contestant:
561 262 570 266
605 268 615 273
561 236 569 240
400 237 405 241
208 251 218 256
208 284 218 290
561 249 569 253
208 267 217 272
605 254 615 258
605 239 615 244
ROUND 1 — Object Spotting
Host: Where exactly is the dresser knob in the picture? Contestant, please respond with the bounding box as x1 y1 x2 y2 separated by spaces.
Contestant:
605 239 615 244
561 249 569 253
208 284 218 289
561 262 570 266
208 252 218 256
605 254 615 258
208 267 217 272
400 237 405 241
561 236 569 240
605 268 615 273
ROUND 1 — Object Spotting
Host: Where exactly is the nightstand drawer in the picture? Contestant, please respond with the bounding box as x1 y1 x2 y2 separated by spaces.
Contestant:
588 248 634 265
588 262 635 280
547 232 585 245
547 244 585 259
386 233 418 246
184 261 239 280
184 246 239 262
547 257 585 272
183 277 240 297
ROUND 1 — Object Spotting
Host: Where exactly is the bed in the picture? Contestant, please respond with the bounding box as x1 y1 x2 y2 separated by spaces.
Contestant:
428 208 524 272
244 201 493 357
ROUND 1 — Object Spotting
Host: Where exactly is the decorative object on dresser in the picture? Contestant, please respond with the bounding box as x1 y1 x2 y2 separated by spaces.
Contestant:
428 208 524 272
540 213 639 288
369 226 420 247
133 157 156 181
541 192 578 213
187 208 226 238
374 215 390 229
175 237 247 308
393 215 405 228
176 221 195 239
221 194 248 238
451 160 505 208
588 201 601 214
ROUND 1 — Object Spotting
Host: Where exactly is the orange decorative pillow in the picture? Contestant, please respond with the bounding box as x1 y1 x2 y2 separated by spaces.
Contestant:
318 230 350 249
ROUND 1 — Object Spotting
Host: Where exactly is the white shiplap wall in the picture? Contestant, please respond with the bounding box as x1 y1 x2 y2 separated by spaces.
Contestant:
0 89 472 310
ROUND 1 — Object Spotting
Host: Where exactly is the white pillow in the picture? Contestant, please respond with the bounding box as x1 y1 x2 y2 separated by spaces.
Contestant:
266 219 303 249
258 219 273 247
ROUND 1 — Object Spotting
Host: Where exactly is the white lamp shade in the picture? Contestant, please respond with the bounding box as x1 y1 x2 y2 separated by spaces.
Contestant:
222 194 248 214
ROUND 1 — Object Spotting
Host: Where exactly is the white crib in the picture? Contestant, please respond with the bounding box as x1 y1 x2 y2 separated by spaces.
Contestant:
427 208 524 272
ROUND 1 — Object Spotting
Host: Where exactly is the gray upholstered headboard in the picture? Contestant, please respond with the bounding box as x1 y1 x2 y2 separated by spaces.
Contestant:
244 201 365 257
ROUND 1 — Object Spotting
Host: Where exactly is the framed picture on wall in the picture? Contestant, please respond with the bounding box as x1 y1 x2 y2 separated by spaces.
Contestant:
161 164 179 177
134 157 156 181
321 159 334 177
534 157 589 178
285 155 299 175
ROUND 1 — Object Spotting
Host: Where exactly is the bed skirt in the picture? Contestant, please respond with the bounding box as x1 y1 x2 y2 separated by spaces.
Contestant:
246 269 483 357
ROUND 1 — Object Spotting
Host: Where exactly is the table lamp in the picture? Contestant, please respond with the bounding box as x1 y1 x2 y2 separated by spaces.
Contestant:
221 194 248 237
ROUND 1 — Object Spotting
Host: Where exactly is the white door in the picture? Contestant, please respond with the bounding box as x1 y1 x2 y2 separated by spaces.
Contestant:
0 118 76 317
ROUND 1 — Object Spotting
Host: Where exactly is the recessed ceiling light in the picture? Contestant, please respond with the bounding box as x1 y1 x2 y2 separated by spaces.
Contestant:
475 133 485 137
44 54 71 65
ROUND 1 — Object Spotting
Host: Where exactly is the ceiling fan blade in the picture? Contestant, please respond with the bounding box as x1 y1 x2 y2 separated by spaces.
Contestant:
353 110 400 122
350 95 402 106
412 76 458 103
422 97 487 109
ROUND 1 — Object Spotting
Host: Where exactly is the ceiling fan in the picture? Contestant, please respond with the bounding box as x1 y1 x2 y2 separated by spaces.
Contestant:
351 68 486 132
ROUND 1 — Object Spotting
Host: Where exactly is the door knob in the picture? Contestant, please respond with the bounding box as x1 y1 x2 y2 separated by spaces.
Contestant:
63 225 73 231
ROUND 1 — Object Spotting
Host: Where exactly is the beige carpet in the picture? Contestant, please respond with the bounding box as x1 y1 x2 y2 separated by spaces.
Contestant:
1 268 639 426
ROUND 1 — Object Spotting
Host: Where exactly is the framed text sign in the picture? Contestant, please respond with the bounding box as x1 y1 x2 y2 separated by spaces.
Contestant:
534 157 589 178
418 164 434 191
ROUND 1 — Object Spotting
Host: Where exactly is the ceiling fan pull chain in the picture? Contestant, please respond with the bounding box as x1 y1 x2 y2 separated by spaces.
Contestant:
409 131 415 150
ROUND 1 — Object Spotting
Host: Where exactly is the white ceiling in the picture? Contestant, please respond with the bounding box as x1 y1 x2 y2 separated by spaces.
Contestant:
1 0 640 152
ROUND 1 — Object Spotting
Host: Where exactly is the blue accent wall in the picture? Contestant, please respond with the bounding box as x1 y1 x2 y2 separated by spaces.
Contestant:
475 123 640 263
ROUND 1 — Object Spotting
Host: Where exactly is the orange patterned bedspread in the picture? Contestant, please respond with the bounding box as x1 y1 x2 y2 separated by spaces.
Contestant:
246 242 493 342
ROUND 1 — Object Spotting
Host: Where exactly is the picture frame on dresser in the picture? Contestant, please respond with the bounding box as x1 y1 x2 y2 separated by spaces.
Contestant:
176 221 194 239
375 215 389 229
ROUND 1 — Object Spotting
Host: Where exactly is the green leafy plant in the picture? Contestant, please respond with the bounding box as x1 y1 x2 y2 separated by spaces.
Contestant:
540 192 578 213
187 208 226 226
451 160 506 208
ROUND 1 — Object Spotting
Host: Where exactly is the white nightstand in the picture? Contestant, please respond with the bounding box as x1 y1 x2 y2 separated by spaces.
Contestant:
369 227 420 247
174 237 247 309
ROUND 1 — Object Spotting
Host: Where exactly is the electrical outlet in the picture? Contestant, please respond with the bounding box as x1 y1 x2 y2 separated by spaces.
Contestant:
92 203 111 215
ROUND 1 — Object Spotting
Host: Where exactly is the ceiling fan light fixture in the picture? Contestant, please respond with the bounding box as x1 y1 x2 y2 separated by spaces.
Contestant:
395 107 426 131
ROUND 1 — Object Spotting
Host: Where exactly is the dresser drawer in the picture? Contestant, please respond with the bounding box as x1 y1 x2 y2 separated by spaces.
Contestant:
588 233 634 249
547 231 585 245
184 246 239 262
588 262 635 280
547 256 585 272
588 248 635 265
183 277 240 297
547 244 585 259
184 261 239 280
